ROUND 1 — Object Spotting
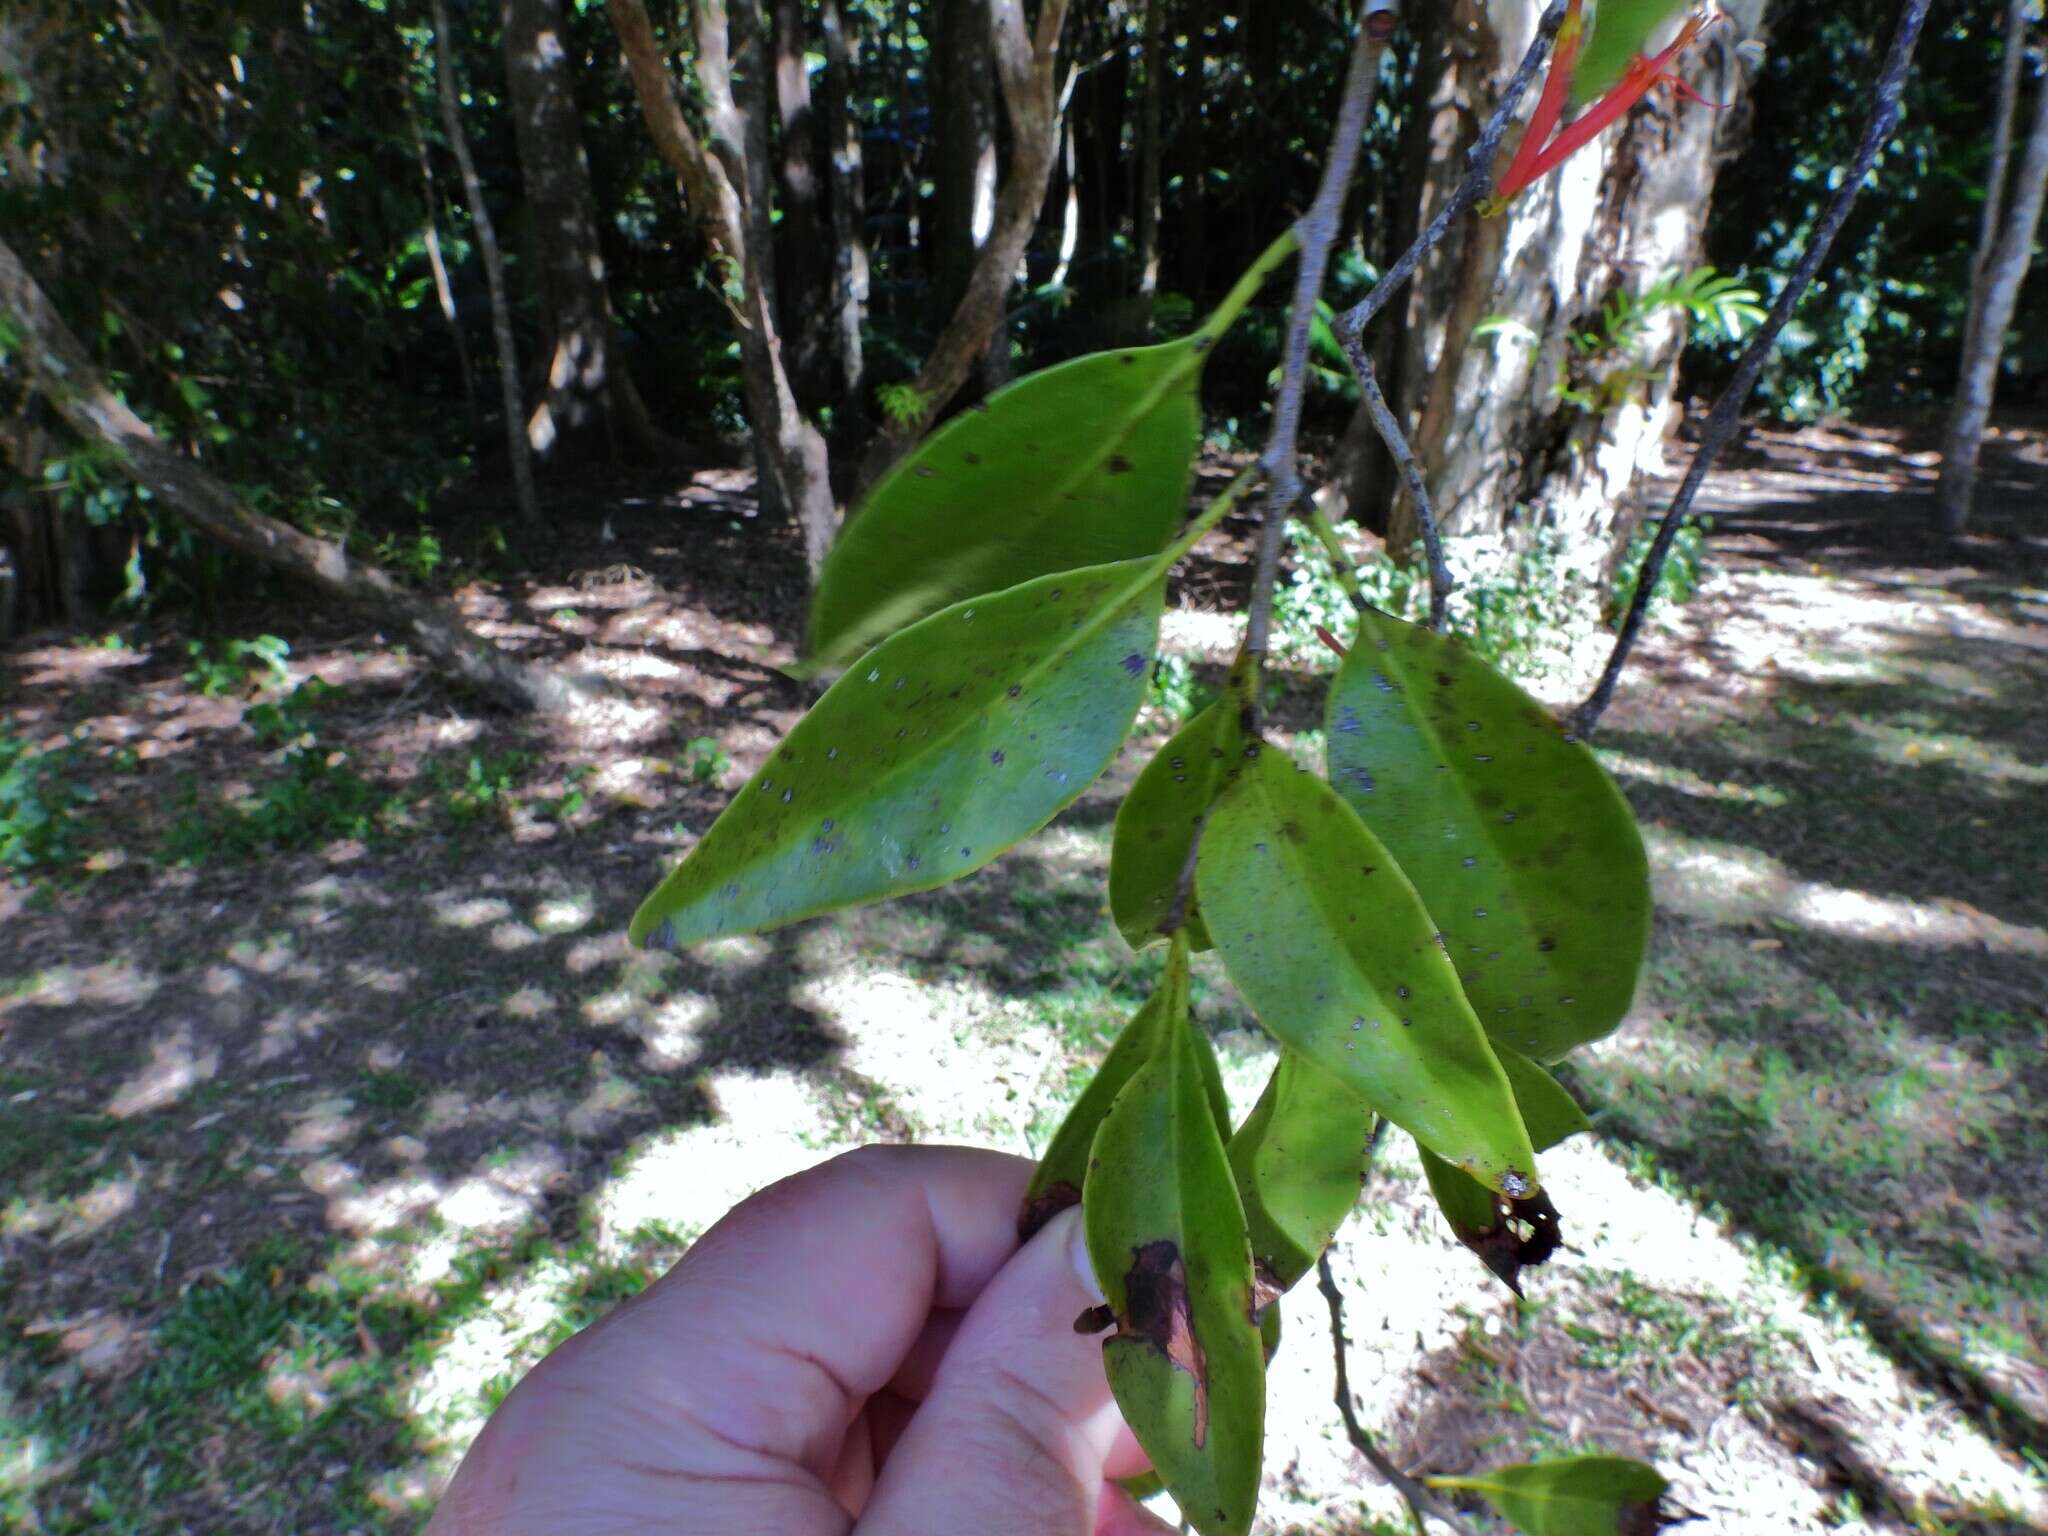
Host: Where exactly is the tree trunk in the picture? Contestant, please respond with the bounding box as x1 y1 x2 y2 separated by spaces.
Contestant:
1940 23 2048 534
851 0 1071 492
0 239 590 714
432 0 541 525
1133 0 1165 299
607 0 838 577
932 0 1001 329
501 0 661 467
409 114 480 441
772 0 833 410
820 0 869 447
1319 0 1453 536
1368 0 1766 557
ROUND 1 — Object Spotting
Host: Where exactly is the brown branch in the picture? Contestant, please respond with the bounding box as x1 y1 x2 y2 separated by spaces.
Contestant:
1318 1251 1482 1536
0 238 591 715
1244 18 1387 701
1329 0 1571 631
1572 0 1934 738
852 0 1071 492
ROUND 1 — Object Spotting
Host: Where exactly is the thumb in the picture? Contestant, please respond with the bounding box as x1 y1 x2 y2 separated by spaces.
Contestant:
854 1206 1128 1536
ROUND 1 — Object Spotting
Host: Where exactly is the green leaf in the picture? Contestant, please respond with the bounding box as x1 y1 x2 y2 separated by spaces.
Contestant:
1417 1051 1588 1294
1431 1454 1672 1536
1086 939 1265 1536
806 340 1205 672
1110 699 1249 951
631 561 1163 948
1021 985 1233 1240
1198 746 1538 1196
1570 0 1690 106
1324 608 1650 1062
1227 1051 1375 1298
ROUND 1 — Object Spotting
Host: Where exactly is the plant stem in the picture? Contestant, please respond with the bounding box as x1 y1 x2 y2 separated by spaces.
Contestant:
1244 22 1388 714
1318 1251 1482 1536
1571 0 1934 740
1330 0 1571 631
1197 226 1301 346
1306 503 1372 614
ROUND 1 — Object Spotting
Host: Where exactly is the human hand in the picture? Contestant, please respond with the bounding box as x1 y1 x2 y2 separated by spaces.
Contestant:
427 1143 1168 1535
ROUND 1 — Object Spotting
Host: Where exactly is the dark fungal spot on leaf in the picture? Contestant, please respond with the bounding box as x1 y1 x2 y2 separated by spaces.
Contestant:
1447 1186 1561 1298
1250 1260 1284 1322
1536 936 1557 952
1118 1241 1210 1446
1106 453 1134 474
990 749 1005 766
1018 1180 1081 1242
1122 652 1147 677
962 451 982 465
1120 352 1139 365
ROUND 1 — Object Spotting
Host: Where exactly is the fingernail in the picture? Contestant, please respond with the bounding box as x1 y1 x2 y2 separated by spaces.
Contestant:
1062 1206 1105 1303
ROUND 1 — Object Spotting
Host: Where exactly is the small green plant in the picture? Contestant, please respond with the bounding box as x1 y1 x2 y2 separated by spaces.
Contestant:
1608 515 1712 627
164 681 392 862
371 528 445 583
422 750 531 824
875 381 931 429
0 729 96 880
182 634 291 698
537 763 598 822
682 737 731 785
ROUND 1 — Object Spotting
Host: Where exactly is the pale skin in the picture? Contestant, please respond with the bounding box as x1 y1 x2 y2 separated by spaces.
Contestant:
428 1144 1170 1535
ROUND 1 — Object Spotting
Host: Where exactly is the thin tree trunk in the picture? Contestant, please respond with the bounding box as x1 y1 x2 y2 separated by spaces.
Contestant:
502 0 661 466
1974 0 2029 289
410 116 480 439
1133 0 1164 298
772 0 832 408
933 0 1001 321
607 0 837 576
852 0 1072 492
820 0 869 441
1940 32 2048 534
0 239 589 714
431 0 541 526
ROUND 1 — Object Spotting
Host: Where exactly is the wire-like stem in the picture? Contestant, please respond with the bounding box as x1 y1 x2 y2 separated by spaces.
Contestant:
1318 1251 1482 1536
1197 226 1301 346
1244 23 1388 703
1571 0 1934 739
1329 0 1571 631
1306 503 1372 614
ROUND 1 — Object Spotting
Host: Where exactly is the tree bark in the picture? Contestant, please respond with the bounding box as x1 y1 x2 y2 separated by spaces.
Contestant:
851 0 1071 492
1366 0 1766 557
432 0 542 526
933 0 1001 320
820 0 869 444
0 238 590 713
771 0 833 409
1940 23 2048 534
501 0 661 467
607 0 837 576
1133 0 1165 300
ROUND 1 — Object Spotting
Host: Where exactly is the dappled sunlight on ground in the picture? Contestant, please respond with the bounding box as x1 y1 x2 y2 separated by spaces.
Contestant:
4 431 2045 1532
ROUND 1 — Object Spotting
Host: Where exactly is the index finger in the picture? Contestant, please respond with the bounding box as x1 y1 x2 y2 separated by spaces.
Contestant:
559 1144 1030 1469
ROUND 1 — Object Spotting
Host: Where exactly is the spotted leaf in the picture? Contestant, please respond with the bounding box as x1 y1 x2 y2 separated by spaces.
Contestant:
1227 1051 1375 1300
1431 1454 1677 1536
1086 939 1265 1536
1324 608 1650 1062
1021 984 1232 1242
1418 1050 1589 1294
1197 747 1538 1196
630 562 1161 948
805 340 1208 672
1110 700 1248 952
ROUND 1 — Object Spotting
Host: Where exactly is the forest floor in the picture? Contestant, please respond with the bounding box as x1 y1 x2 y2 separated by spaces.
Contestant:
2 417 2045 1535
